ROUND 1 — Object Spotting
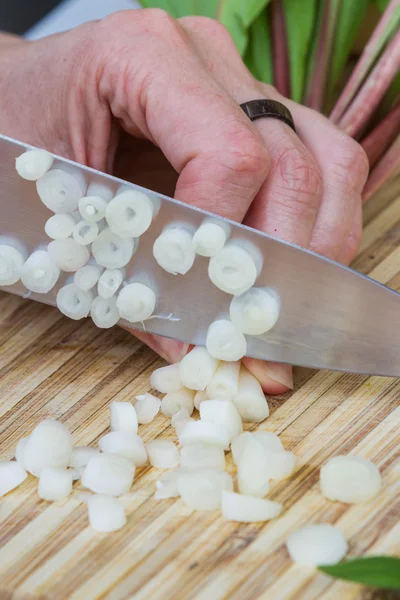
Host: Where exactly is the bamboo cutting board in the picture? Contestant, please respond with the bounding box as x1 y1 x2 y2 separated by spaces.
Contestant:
0 180 400 600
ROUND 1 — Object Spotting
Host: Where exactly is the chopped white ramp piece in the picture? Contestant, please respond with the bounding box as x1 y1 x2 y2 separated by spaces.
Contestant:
180 444 225 470
92 228 135 269
206 361 240 400
82 453 135 496
88 494 127 532
194 390 208 410
192 219 229 257
38 467 73 501
16 149 54 180
79 195 108 222
237 437 271 497
179 420 230 450
208 243 260 296
0 245 25 286
48 239 89 272
233 367 269 422
177 469 233 511
179 347 219 391
68 447 99 469
320 455 381 504
134 393 161 424
15 437 29 467
221 491 282 522
21 250 60 293
252 431 284 453
200 399 242 440
98 269 124 299
153 225 195 275
230 288 279 335
116 283 156 322
231 432 253 465
286 524 348 566
146 440 180 468
87 181 114 202
171 407 192 435
36 166 86 213
56 284 93 320
74 265 102 291
110 402 138 434
0 461 27 497
206 320 247 362
45 214 76 240
73 220 99 245
161 388 195 417
22 419 72 477
106 190 154 238
150 364 182 393
99 432 147 466
91 296 120 329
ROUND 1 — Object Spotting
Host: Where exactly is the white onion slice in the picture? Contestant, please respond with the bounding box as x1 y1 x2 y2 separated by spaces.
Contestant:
231 431 253 465
200 399 242 441
21 250 60 293
116 282 156 322
79 196 108 223
82 453 135 496
73 220 99 245
16 149 54 180
150 364 182 393
237 437 271 497
233 367 269 422
206 361 240 400
320 455 381 504
99 432 147 466
0 245 25 286
45 214 76 240
206 320 247 361
110 402 138 434
87 181 115 202
161 388 195 417
98 269 124 299
221 490 282 523
88 494 127 532
230 288 280 335
286 524 348 566
92 228 135 269
192 219 230 257
177 469 233 511
179 347 219 391
91 296 120 329
15 436 29 467
74 265 102 291
194 390 208 411
0 461 27 496
180 443 225 470
36 165 86 213
134 393 161 424
146 440 180 468
153 225 195 275
56 284 93 320
208 243 260 296
23 418 73 477
68 446 99 469
38 467 73 501
48 239 89 272
105 190 154 238
179 420 230 450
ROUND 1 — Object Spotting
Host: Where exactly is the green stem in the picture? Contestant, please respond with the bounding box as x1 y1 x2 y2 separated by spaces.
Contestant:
363 132 400 201
361 101 400 167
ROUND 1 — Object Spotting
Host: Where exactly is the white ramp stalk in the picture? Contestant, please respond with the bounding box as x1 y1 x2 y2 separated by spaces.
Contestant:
178 347 219 391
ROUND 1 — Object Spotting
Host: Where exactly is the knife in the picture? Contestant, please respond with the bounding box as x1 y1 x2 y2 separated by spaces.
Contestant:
1 133 400 376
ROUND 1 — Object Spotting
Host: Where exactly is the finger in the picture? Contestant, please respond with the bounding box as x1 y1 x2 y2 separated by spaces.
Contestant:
337 203 363 265
121 327 189 363
242 358 294 394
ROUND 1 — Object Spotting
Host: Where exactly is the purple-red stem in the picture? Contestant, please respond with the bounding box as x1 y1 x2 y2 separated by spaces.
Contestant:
361 101 400 168
363 133 400 201
270 0 290 98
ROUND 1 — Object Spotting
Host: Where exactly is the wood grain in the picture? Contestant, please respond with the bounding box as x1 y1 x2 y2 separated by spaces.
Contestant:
0 183 399 600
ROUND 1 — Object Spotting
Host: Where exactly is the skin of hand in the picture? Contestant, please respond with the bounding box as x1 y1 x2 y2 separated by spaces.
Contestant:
0 10 369 393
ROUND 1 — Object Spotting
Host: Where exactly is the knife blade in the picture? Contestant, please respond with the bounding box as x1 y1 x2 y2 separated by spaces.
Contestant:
1 133 400 376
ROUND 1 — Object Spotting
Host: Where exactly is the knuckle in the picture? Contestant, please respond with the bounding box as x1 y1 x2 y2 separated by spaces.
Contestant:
225 135 270 181
180 16 231 40
274 145 322 210
100 8 180 39
330 137 370 191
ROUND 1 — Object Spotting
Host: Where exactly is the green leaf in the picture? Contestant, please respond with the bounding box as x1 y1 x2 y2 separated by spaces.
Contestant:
245 10 273 83
218 0 271 56
319 556 400 590
283 0 317 102
374 0 391 11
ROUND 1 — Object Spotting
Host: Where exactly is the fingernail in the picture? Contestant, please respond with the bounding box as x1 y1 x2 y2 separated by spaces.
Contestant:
264 362 294 389
155 337 189 363
242 358 294 394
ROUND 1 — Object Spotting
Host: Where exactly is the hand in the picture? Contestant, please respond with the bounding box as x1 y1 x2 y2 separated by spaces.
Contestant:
0 10 369 394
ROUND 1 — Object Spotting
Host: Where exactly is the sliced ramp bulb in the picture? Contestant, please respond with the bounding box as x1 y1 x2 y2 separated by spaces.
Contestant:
233 367 269 422
221 491 282 523
110 402 138 434
21 250 60 293
90 296 120 329
206 320 247 361
194 390 208 410
0 461 27 496
79 196 108 222
105 190 155 238
92 228 135 269
38 467 73 501
98 269 124 299
230 288 280 335
161 388 195 417
179 420 230 450
82 453 135 496
88 494 127 532
206 361 240 400
48 239 89 272
252 431 284 453
116 282 156 323
286 524 348 566
74 264 102 291
208 242 260 296
0 245 25 286
237 437 271 497
150 364 182 393
146 440 180 468
45 214 76 240
73 220 99 245
171 408 193 435
68 447 99 469
178 347 219 391
180 443 225 470
36 165 86 213
177 469 233 511
320 455 381 504
87 181 115 202
23 418 72 477
153 225 195 275
231 432 253 465
56 284 93 320
15 436 29 467
98 432 147 466
16 149 54 180
134 393 161 424
192 219 230 257
200 399 242 441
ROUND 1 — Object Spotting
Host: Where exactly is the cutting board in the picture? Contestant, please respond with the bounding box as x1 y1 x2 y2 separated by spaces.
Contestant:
0 179 399 600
